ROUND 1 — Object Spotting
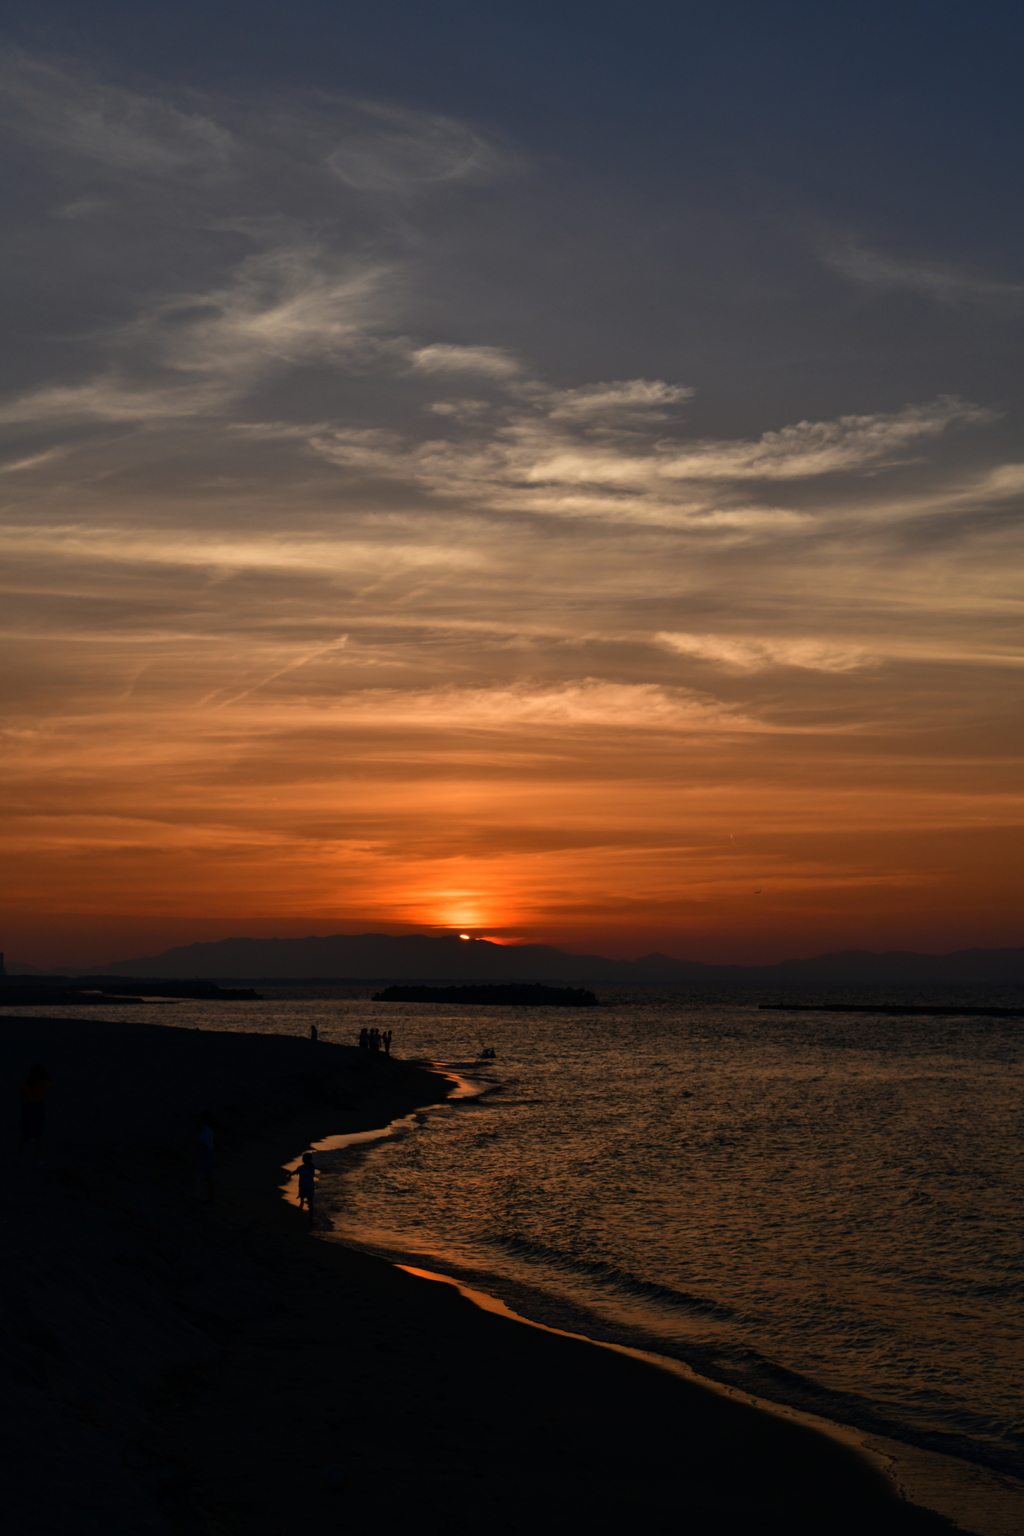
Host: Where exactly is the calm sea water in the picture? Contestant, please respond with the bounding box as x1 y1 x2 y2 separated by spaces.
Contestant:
8 985 1023 1503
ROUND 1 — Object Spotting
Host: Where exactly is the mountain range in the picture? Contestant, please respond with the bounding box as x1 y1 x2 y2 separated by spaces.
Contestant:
7 934 1023 987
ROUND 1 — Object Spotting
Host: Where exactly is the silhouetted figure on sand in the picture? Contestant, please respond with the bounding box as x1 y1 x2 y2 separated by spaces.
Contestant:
358 1027 369 1050
18 1063 52 1156
309 1024 318 1042
198 1112 216 1203
382 1029 392 1056
297 1152 317 1224
369 1027 380 1053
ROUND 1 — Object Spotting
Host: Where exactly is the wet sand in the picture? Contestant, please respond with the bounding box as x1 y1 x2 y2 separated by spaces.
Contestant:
2 1016 960 1534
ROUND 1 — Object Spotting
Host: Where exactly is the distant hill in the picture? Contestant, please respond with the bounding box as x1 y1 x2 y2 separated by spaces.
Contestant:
33 933 1023 986
74 933 625 983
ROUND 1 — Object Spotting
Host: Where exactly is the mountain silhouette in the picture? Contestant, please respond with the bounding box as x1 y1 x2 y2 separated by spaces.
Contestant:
34 934 1024 986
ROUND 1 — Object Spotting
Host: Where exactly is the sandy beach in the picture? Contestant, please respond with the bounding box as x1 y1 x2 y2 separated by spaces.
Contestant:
3 1015 961 1535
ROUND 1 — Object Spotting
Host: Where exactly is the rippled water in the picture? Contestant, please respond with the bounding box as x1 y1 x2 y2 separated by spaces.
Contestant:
329 988 1024 1485
9 985 1023 1498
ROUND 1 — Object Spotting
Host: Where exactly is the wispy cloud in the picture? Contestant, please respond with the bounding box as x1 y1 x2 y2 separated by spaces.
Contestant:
410 344 521 377
212 679 760 733
303 393 988 527
0 523 484 575
657 633 874 673
325 100 509 192
0 247 390 425
140 248 388 377
0 447 69 473
826 242 1024 309
655 399 988 480
0 377 222 425
0 55 234 177
537 379 694 422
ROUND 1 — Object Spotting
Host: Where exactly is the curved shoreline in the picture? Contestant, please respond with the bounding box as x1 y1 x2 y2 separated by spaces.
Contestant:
310 1065 1022 1536
0 1016 977 1534
390 1259 1022 1536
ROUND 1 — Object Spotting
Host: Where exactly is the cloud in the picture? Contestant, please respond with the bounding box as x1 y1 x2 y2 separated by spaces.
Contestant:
311 679 758 732
303 393 989 528
657 633 874 673
539 379 694 422
0 378 219 425
56 198 111 220
0 523 484 575
0 247 389 425
826 243 1024 309
411 344 521 377
0 55 234 177
3 55 986 536
144 248 387 376
0 447 69 473
972 464 1024 498
655 399 988 480
326 101 506 192
426 398 493 419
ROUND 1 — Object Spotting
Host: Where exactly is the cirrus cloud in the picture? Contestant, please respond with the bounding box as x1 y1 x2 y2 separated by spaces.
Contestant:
312 679 760 733
826 241 1024 310
302 393 990 529
0 54 234 177
326 101 508 192
657 632 874 673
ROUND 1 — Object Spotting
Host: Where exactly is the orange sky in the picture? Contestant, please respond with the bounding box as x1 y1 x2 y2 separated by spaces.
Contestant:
1 54 1022 969
5 633 1020 965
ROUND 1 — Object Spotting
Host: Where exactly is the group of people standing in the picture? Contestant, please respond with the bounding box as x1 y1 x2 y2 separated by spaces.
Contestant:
358 1026 392 1055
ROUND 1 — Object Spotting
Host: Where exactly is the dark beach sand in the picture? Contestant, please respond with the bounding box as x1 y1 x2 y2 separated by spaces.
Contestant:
3 1016 962 1535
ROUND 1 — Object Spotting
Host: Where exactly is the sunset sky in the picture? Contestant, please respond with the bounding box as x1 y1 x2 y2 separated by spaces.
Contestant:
2 3 1022 968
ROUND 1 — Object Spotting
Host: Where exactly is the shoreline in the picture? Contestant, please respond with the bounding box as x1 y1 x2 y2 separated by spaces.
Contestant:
307 1070 1023 1536
307 1055 1024 1533
390 1259 1023 1536
325 1212 1024 1535
3 1015 973 1534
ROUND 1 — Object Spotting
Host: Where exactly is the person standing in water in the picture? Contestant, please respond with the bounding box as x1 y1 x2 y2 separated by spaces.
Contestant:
18 1064 52 1156
297 1152 317 1224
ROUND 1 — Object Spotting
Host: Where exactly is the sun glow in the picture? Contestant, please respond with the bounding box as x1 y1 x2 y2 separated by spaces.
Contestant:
433 899 489 929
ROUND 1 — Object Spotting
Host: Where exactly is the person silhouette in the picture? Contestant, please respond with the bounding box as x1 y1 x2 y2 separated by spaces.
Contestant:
18 1063 52 1156
297 1152 317 1224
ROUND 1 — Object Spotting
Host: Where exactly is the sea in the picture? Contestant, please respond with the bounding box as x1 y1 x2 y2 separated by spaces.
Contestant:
7 983 1023 1531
